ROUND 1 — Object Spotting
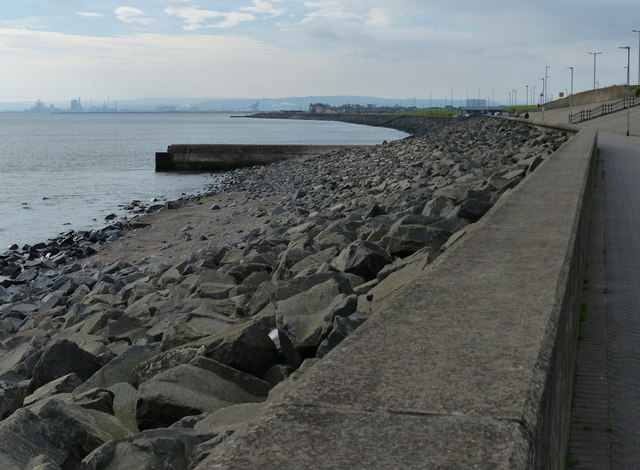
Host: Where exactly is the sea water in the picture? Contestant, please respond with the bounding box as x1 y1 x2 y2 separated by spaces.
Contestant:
0 113 407 250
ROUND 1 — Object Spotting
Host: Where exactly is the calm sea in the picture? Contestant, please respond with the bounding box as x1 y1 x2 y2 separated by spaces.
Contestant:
0 113 407 250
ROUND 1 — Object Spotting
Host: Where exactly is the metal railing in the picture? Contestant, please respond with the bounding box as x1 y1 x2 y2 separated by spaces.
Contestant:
569 96 638 124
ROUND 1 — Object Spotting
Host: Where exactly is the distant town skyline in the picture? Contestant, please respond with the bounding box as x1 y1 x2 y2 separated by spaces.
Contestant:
2 1 639 104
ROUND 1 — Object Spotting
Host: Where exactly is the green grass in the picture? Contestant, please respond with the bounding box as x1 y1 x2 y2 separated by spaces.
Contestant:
400 109 462 117
583 278 590 290
605 426 614 433
502 105 538 114
582 425 593 431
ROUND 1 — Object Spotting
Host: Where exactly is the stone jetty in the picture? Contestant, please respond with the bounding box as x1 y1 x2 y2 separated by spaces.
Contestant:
0 116 569 469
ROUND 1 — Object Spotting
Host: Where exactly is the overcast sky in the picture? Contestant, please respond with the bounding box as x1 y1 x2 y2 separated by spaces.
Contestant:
2 0 639 104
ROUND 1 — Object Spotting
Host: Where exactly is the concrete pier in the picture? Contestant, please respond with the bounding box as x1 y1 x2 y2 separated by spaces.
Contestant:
155 144 361 171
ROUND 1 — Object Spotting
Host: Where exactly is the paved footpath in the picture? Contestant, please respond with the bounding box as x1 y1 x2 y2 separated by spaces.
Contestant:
568 131 640 469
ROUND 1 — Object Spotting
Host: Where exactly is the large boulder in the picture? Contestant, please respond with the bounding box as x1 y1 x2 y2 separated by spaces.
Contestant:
457 198 492 223
0 400 130 469
75 344 162 394
276 279 358 352
0 338 44 381
136 363 266 430
30 339 103 390
23 373 83 408
316 312 369 358
381 217 449 257
80 428 219 470
0 380 28 419
330 240 392 280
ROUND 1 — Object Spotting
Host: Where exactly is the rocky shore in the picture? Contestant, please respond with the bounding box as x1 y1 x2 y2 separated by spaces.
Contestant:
0 116 569 469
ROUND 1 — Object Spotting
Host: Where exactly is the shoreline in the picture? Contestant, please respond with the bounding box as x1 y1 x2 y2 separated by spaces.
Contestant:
0 115 572 467
1 114 439 282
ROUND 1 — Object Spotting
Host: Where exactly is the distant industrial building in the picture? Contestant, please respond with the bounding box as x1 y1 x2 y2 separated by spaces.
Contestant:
70 98 84 112
466 99 487 108
460 98 503 116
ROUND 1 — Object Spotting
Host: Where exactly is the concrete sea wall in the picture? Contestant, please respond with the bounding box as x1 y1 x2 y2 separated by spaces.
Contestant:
155 144 361 171
544 85 629 110
196 125 597 468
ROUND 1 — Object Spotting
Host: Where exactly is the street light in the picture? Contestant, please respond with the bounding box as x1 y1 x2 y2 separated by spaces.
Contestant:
567 66 574 123
532 85 537 106
633 29 640 85
620 46 631 136
588 52 602 89
545 64 550 103
526 85 529 106
540 77 545 120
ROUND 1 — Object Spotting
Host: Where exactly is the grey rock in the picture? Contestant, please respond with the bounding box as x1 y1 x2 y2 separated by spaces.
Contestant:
457 198 493 223
31 339 102 390
330 240 393 280
24 454 62 470
187 356 271 397
24 373 83 408
244 281 276 317
80 428 217 470
70 387 115 415
76 344 160 393
0 379 28 419
316 312 369 358
277 279 358 351
136 363 265 430
276 272 354 301
0 400 130 470
105 315 147 343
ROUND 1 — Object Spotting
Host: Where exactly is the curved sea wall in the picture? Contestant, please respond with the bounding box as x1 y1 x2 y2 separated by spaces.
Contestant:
0 117 590 468
195 123 596 468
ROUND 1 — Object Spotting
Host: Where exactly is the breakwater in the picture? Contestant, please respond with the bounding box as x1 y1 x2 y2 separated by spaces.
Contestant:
0 116 579 468
156 115 453 172
250 112 458 137
156 144 361 171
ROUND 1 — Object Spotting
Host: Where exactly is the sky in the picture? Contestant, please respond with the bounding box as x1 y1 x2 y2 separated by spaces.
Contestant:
1 0 639 105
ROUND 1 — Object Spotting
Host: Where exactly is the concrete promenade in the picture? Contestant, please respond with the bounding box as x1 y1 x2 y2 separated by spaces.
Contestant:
531 104 640 468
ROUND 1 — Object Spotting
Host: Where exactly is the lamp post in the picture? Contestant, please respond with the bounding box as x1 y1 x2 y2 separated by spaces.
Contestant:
588 52 602 89
526 85 529 106
532 85 536 106
540 77 545 120
620 46 631 136
544 64 550 103
566 66 574 123
633 30 640 85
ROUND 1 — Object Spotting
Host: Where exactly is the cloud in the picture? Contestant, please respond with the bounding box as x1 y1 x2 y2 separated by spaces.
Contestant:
76 12 104 18
164 3 256 30
241 0 285 18
366 8 391 27
301 1 361 22
115 6 154 25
